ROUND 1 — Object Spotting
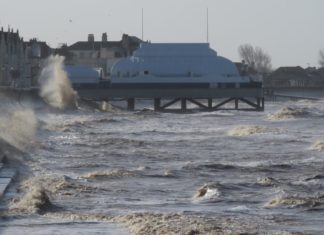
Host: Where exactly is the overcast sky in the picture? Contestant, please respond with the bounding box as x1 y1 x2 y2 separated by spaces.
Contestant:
0 0 323 68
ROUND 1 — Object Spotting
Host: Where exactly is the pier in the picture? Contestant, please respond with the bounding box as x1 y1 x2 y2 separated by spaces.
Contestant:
76 84 264 112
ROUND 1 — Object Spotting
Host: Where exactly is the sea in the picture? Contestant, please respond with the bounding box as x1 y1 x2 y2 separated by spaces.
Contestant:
0 92 324 235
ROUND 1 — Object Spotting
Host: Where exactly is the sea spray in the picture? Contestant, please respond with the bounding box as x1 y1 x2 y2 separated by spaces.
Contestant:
0 108 38 151
39 55 78 109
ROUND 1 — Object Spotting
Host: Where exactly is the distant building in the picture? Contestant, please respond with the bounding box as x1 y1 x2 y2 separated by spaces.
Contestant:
23 38 52 86
110 43 252 86
0 27 52 88
264 66 324 88
0 27 25 87
66 33 142 78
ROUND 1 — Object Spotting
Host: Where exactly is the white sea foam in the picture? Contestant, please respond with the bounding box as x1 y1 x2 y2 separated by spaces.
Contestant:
193 184 220 201
310 141 324 151
228 125 274 136
10 185 51 213
268 106 312 120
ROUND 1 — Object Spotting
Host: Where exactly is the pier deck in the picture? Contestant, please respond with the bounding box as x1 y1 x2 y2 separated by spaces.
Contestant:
76 86 264 112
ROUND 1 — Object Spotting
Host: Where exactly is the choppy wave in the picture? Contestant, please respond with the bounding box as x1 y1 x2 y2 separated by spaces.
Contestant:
310 141 324 151
9 175 100 213
39 211 297 235
113 212 294 235
45 211 113 221
256 177 278 186
80 169 136 180
264 194 324 209
183 162 238 171
42 116 121 133
268 106 314 120
10 186 52 214
193 184 221 201
228 125 275 136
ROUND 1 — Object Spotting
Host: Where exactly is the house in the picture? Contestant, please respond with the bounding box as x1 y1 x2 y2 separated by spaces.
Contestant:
264 66 324 88
66 33 142 78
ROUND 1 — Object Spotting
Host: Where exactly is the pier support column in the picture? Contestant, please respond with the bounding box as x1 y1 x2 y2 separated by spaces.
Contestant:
181 98 187 112
208 98 213 110
127 98 135 111
154 98 161 111
235 98 239 110
261 97 265 111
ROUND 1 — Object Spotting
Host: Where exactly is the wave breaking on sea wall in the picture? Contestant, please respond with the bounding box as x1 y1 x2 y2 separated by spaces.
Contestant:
39 55 78 110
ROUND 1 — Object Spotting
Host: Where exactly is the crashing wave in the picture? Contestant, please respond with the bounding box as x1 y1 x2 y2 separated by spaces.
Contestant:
264 194 324 209
39 55 78 110
256 177 278 186
268 106 313 120
10 186 51 214
310 141 324 151
228 125 274 136
193 184 221 202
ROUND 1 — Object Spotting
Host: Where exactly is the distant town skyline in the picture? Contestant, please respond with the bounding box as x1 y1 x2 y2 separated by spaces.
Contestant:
0 0 323 68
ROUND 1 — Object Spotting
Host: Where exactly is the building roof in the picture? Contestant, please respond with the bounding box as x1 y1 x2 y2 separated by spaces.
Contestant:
266 66 324 82
65 65 102 83
112 43 240 79
68 41 122 51
133 43 217 57
23 39 52 58
0 29 22 44
68 34 142 51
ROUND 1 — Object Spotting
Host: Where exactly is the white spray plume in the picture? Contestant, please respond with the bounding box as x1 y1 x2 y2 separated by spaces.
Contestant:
0 108 38 151
39 55 78 109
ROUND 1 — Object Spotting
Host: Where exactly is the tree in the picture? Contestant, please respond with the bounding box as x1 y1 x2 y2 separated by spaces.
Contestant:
319 49 324 67
238 44 272 74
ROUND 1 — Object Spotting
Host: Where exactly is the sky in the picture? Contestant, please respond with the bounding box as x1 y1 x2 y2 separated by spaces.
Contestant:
0 0 323 68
